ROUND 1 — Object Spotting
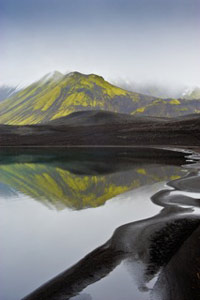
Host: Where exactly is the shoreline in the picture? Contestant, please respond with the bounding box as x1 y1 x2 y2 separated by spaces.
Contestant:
0 144 199 155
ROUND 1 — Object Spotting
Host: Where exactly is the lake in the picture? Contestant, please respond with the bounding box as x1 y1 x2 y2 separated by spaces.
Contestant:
0 147 199 300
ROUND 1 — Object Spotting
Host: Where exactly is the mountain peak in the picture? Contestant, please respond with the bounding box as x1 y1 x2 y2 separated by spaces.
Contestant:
65 71 104 81
88 73 105 81
65 71 82 77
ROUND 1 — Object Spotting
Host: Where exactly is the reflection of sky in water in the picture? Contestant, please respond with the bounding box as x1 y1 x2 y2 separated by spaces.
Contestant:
83 262 149 300
0 183 162 300
0 182 17 198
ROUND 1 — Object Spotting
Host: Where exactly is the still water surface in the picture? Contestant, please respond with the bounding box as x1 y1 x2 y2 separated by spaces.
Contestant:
0 147 199 300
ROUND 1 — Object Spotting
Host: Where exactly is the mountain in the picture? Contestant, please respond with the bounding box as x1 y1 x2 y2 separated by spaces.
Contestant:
0 71 199 125
132 97 200 116
0 110 199 147
0 71 155 125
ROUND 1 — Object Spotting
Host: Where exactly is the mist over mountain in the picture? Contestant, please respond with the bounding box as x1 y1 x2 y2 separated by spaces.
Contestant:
112 79 191 99
0 85 17 102
112 79 200 100
182 86 200 100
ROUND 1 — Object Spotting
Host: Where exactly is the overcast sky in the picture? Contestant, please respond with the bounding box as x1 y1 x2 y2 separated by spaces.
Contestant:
1 0 200 87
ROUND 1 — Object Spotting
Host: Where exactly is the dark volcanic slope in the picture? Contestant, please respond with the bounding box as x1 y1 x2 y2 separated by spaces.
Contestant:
0 111 200 147
48 110 170 125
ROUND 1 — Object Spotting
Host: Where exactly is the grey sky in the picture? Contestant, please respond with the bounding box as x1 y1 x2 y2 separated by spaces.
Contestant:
1 0 199 87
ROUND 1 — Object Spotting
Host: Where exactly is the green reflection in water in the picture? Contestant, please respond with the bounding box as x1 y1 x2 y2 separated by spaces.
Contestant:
0 148 186 210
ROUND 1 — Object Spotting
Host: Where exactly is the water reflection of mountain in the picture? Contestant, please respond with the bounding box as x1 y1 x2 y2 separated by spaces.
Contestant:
23 170 200 300
0 147 187 209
